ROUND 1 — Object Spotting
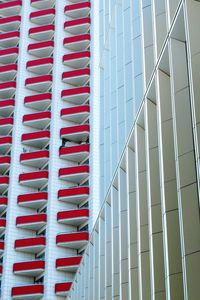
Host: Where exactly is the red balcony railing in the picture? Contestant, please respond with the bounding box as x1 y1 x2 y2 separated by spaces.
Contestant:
18 192 48 209
28 40 54 58
64 34 90 51
24 93 51 111
23 111 51 130
57 209 89 226
25 75 52 93
0 16 21 32
0 241 4 256
0 1 22 17
64 17 90 35
13 260 45 277
20 150 49 168
0 218 6 234
61 86 90 104
0 81 16 99
15 237 46 253
62 68 90 86
0 99 15 117
0 155 10 173
29 24 54 41
56 232 89 249
26 57 53 75
19 171 48 188
61 105 90 123
56 256 82 272
16 213 47 231
0 63 17 82
65 2 91 18
0 31 20 48
63 50 90 69
0 136 12 154
31 0 55 9
59 144 89 163
59 165 89 183
0 47 18 64
58 186 89 204
0 117 13 135
21 130 50 148
0 175 9 193
60 124 90 142
12 284 44 299
30 8 55 25
55 282 72 297
0 197 7 212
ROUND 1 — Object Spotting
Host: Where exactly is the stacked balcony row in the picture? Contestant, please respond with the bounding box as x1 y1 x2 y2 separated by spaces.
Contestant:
11 0 56 297
49 0 91 296
0 0 23 277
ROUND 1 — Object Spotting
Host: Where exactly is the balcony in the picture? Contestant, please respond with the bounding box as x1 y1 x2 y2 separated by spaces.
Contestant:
0 117 13 135
0 47 18 64
59 165 89 183
29 25 54 41
21 130 50 148
64 2 91 18
19 171 48 188
60 124 90 142
0 241 4 256
57 209 89 226
61 86 90 104
28 40 54 58
12 284 44 299
16 213 47 231
56 256 82 272
0 99 15 117
24 93 51 111
0 81 16 99
64 34 90 51
0 31 20 48
23 111 51 130
0 176 9 193
15 236 46 254
31 0 55 9
26 57 53 75
30 8 55 25
62 68 90 86
55 282 72 297
63 50 90 69
25 75 52 93
18 192 48 209
0 136 12 154
61 105 89 123
0 155 10 173
56 231 89 249
0 218 6 234
59 144 89 163
0 197 7 212
58 186 89 204
0 63 17 81
0 1 22 17
64 17 90 35
20 150 49 168
13 260 45 277
0 16 21 32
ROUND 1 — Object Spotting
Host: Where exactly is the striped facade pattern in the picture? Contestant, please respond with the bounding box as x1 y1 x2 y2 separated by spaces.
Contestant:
0 0 92 299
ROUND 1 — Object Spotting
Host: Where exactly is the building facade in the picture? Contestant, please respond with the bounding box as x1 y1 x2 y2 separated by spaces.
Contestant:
0 0 200 299
70 0 200 299
0 0 94 298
